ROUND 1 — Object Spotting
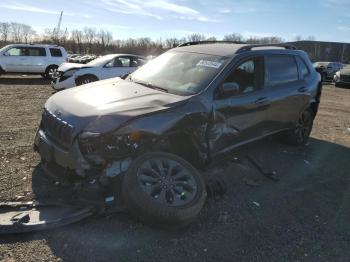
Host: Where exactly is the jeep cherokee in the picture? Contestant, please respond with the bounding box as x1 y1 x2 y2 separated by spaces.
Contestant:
34 42 322 226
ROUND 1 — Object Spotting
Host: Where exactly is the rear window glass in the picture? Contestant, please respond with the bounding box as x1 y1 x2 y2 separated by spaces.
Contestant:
295 56 309 79
27 47 46 56
50 48 62 57
266 55 298 85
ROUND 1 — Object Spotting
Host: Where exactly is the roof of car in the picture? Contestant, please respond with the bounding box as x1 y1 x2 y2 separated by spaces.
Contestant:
5 44 64 48
173 42 298 57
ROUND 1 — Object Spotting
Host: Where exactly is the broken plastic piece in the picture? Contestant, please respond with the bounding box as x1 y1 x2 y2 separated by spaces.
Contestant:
0 201 94 234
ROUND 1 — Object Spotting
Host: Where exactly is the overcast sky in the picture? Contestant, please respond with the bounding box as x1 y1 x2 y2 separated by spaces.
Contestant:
0 0 349 42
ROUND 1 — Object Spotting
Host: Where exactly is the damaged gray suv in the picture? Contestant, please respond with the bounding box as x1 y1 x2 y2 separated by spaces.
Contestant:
34 42 322 226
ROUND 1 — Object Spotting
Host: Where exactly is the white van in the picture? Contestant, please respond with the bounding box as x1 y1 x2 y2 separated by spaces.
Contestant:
0 44 67 79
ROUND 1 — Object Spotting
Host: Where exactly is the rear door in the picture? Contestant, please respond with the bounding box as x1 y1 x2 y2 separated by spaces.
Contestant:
264 54 310 131
26 47 47 73
210 56 272 155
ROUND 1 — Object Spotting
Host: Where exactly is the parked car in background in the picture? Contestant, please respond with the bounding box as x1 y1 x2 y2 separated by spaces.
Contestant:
313 61 343 82
35 42 321 226
0 44 67 79
52 54 147 90
333 64 350 87
67 54 80 63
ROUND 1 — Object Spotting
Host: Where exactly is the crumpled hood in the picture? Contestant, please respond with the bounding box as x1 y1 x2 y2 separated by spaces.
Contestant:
45 78 188 134
58 62 92 72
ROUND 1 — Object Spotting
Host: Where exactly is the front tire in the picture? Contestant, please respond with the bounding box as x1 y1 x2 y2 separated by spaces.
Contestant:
284 109 314 146
122 152 206 227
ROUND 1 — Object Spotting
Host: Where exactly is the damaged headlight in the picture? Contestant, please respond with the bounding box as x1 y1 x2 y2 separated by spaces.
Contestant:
78 131 141 158
63 69 77 78
59 69 78 82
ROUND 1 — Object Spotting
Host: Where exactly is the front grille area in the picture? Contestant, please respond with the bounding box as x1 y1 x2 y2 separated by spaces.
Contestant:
42 109 74 147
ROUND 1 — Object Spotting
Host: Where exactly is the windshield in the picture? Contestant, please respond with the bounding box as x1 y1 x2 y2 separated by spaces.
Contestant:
87 55 115 66
130 51 229 96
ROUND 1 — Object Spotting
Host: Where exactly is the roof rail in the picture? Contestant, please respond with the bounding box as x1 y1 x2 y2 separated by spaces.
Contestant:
236 44 297 53
177 40 244 47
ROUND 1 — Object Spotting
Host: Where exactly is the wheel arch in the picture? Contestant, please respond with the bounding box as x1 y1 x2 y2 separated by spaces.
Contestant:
74 73 99 86
310 81 322 116
45 64 59 71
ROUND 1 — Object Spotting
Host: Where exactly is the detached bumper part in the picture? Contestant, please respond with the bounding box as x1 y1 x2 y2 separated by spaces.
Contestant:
0 202 94 234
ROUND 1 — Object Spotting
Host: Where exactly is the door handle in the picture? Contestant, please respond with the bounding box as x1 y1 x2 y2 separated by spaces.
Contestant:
254 97 269 104
298 87 308 92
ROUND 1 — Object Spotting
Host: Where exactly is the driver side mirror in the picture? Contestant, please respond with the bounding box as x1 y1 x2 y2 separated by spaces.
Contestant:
216 82 240 99
3 52 9 56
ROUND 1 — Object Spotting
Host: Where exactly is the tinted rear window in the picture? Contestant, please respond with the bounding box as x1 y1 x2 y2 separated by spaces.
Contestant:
50 48 62 57
266 55 298 85
27 47 46 56
295 56 309 79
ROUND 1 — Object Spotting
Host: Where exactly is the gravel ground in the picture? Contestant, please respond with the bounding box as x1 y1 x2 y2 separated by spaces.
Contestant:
0 75 350 262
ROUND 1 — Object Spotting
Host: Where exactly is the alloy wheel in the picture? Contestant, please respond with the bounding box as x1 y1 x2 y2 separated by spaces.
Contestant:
137 158 198 207
295 111 313 144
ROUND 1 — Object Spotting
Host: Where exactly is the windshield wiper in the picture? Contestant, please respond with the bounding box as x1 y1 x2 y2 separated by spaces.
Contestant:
132 79 168 93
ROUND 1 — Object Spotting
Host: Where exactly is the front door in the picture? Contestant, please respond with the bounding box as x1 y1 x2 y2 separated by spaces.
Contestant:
2 46 28 72
209 56 271 155
101 56 133 79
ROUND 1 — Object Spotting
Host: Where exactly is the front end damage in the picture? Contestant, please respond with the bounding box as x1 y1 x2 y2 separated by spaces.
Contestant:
33 88 212 211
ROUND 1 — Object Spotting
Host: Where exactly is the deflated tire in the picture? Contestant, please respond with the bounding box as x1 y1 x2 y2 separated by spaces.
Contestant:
122 152 206 227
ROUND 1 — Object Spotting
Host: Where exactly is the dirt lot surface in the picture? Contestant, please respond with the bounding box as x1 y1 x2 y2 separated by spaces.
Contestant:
0 75 350 262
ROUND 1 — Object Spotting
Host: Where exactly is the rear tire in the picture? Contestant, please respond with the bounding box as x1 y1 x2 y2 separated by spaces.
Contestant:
122 152 206 227
76 75 98 86
284 109 314 146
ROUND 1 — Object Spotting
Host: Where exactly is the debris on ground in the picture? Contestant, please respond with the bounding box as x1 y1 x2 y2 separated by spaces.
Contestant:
206 178 227 199
217 211 230 223
304 160 311 165
252 201 261 207
245 179 261 187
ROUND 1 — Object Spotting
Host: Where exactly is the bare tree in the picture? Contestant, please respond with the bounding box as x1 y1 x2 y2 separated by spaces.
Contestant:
84 27 97 53
165 38 180 48
22 24 36 43
206 36 217 41
187 33 206 42
10 22 23 42
97 29 113 51
71 29 84 53
223 33 243 42
0 22 10 43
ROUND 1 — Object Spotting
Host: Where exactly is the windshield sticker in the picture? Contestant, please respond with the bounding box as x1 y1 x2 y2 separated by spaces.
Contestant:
196 60 223 69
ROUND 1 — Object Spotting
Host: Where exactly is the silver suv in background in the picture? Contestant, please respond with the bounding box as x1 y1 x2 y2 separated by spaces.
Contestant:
0 44 67 79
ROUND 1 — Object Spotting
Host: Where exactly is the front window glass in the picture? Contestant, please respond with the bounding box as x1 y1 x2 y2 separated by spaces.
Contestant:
130 51 228 95
8 47 25 56
223 57 264 95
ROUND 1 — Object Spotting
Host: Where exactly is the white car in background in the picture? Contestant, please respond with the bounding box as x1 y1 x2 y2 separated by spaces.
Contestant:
52 54 147 90
0 44 67 79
